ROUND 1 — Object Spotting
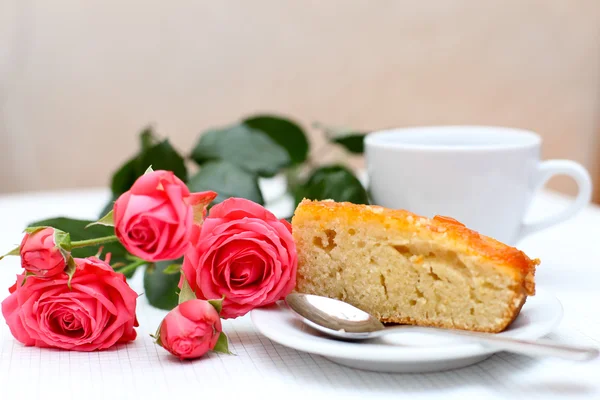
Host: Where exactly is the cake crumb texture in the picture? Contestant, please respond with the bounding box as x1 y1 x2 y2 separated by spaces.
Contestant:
292 199 539 333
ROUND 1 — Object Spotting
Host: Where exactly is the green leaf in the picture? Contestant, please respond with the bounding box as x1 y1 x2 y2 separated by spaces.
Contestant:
109 128 187 197
110 156 139 197
212 332 232 355
178 273 197 304
243 115 309 164
316 123 366 154
191 125 290 177
187 161 264 205
143 259 182 310
137 139 187 182
331 133 365 154
207 298 223 314
295 165 369 205
27 217 131 276
140 127 156 151
86 210 114 228
162 263 182 275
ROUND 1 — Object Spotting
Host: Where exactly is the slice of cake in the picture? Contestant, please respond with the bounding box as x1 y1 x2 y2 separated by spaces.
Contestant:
292 199 538 333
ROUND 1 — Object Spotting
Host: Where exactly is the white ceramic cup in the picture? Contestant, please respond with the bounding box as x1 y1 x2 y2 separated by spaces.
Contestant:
365 126 592 244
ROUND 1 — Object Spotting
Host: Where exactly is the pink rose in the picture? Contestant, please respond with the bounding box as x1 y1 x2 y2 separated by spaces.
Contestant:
1 256 138 351
19 227 67 277
158 299 222 360
113 170 217 262
182 198 297 319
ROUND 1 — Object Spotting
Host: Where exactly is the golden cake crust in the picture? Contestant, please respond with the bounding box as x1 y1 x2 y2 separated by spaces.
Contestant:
294 199 538 296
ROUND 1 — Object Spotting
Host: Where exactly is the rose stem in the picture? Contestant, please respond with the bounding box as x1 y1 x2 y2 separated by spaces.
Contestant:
114 259 147 275
70 235 119 249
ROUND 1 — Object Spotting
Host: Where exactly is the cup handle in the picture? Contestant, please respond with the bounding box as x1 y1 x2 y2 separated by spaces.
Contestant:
519 160 592 240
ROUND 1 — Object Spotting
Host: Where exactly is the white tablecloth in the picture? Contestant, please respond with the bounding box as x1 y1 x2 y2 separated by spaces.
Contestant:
0 188 598 400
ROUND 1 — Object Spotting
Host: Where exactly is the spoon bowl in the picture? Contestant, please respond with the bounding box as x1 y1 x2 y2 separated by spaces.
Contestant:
285 291 384 339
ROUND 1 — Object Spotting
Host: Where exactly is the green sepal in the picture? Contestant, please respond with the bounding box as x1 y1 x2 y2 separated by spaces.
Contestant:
162 263 182 275
0 246 20 261
207 297 224 314
212 332 233 355
23 226 48 234
53 229 72 268
54 229 72 251
65 256 77 290
21 271 35 286
150 321 163 348
94 246 105 258
178 273 197 304
144 165 154 174
86 210 114 228
27 217 130 276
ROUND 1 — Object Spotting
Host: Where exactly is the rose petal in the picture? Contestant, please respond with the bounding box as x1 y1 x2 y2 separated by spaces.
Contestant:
1 285 35 346
118 194 166 227
164 184 190 223
130 170 189 197
208 198 278 221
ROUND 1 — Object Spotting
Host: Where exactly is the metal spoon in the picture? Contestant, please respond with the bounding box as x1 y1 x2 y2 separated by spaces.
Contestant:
285 293 598 361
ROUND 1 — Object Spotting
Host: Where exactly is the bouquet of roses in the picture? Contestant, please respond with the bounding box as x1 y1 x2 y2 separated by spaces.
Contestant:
0 114 367 360
0 168 297 359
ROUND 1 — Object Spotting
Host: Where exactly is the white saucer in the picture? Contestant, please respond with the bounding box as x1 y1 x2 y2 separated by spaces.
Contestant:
251 290 563 373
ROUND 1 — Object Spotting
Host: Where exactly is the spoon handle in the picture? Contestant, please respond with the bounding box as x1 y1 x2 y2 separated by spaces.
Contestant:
381 326 599 361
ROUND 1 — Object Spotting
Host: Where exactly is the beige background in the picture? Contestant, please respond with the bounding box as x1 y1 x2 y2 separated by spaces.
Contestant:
1 0 599 200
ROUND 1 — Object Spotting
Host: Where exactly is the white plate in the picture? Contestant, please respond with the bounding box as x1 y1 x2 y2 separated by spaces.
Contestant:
251 290 563 373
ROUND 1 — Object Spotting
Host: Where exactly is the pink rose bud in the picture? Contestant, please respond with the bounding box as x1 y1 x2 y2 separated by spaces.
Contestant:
158 299 222 360
182 198 298 319
20 227 68 278
113 170 217 262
